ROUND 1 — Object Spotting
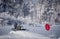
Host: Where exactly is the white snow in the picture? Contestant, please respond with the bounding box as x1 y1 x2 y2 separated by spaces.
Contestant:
0 25 50 39
0 30 49 39
0 24 60 39
0 23 60 39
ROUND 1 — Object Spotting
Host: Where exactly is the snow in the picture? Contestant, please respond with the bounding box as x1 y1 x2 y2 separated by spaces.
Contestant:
0 30 49 39
0 25 50 39
0 20 60 39
0 0 60 39
0 23 60 39
0 25 13 35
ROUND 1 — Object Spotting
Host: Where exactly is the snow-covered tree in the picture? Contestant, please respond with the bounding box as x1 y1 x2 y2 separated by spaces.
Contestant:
37 0 58 25
22 2 30 17
0 0 23 26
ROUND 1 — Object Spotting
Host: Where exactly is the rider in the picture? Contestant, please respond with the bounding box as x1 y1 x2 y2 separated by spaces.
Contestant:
14 22 17 29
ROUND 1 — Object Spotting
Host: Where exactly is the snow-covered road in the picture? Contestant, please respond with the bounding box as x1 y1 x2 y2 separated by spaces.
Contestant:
0 25 49 39
0 25 60 39
0 30 49 39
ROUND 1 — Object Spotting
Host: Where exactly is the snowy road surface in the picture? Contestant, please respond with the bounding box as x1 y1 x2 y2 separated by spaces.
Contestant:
0 30 49 39
0 25 49 39
0 25 60 39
